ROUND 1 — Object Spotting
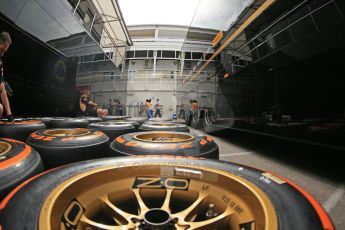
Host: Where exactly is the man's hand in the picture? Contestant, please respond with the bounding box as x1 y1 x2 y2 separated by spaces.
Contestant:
7 114 14 122
88 101 97 107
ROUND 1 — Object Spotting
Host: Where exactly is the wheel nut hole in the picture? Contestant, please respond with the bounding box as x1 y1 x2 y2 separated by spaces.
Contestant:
144 209 170 225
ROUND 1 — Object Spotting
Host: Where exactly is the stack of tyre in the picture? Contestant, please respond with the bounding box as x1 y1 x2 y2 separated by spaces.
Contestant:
0 116 334 229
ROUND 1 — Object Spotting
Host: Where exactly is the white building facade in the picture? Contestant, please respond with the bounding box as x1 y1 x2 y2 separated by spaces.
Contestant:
77 24 219 117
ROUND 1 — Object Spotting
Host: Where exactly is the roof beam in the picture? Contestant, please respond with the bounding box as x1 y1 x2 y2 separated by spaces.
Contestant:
184 0 276 84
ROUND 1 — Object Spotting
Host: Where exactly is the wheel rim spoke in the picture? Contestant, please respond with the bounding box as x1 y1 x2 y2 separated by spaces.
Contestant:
161 188 173 212
39 164 278 229
186 207 234 229
99 195 137 225
132 188 150 215
172 192 207 221
79 214 134 230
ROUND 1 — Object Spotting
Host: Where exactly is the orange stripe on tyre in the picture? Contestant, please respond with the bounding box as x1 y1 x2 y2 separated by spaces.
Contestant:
135 155 204 160
206 136 213 142
43 136 56 141
180 142 193 149
0 167 57 210
199 139 207 145
269 172 334 230
0 144 31 170
116 136 126 143
1 138 23 144
160 144 177 150
61 137 75 142
30 133 45 140
0 121 42 125
126 141 139 147
93 131 105 138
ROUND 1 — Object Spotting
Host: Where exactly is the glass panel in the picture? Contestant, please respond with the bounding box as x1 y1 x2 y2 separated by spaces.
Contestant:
0 0 28 21
185 52 191 59
1 0 111 62
148 50 154 57
192 52 203 60
162 50 175 58
135 50 147 58
127 51 135 58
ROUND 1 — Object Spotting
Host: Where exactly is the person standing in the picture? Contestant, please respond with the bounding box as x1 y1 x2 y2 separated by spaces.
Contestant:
191 100 198 113
154 98 162 118
190 100 199 124
149 99 154 118
186 99 194 125
145 99 152 119
0 32 13 121
117 100 124 116
107 99 114 115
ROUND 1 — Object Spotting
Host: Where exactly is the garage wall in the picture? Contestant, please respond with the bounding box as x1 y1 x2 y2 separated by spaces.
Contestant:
0 13 78 116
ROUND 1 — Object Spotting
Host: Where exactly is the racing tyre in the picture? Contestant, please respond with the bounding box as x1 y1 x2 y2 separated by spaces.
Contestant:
149 117 172 122
26 117 54 126
125 117 148 126
0 120 46 141
0 138 43 198
77 116 103 124
26 128 109 169
110 131 219 159
139 122 190 132
102 116 130 121
47 118 89 128
88 122 136 141
124 120 140 130
0 157 333 230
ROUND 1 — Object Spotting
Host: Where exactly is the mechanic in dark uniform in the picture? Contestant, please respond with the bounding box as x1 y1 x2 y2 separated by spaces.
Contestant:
0 32 13 121
79 89 108 117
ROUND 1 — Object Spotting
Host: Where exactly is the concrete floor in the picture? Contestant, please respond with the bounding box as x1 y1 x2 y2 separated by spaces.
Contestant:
191 127 344 229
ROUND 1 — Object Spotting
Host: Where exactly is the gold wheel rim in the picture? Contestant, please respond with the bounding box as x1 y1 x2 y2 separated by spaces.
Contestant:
43 129 91 137
0 142 12 156
133 133 194 143
39 163 278 230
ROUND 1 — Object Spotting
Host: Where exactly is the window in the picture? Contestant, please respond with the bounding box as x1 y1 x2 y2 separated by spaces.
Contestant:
205 53 213 59
94 53 105 61
135 51 147 58
127 51 134 58
192 52 203 60
162 51 175 58
185 61 192 69
185 52 191 59
84 54 93 62
148 50 154 58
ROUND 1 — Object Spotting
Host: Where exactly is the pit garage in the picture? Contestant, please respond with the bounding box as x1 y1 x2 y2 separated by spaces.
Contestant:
0 0 344 229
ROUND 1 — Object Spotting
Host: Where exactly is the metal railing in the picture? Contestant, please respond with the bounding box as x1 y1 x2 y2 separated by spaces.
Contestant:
76 69 216 83
102 104 165 118
228 0 343 73
59 0 125 64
